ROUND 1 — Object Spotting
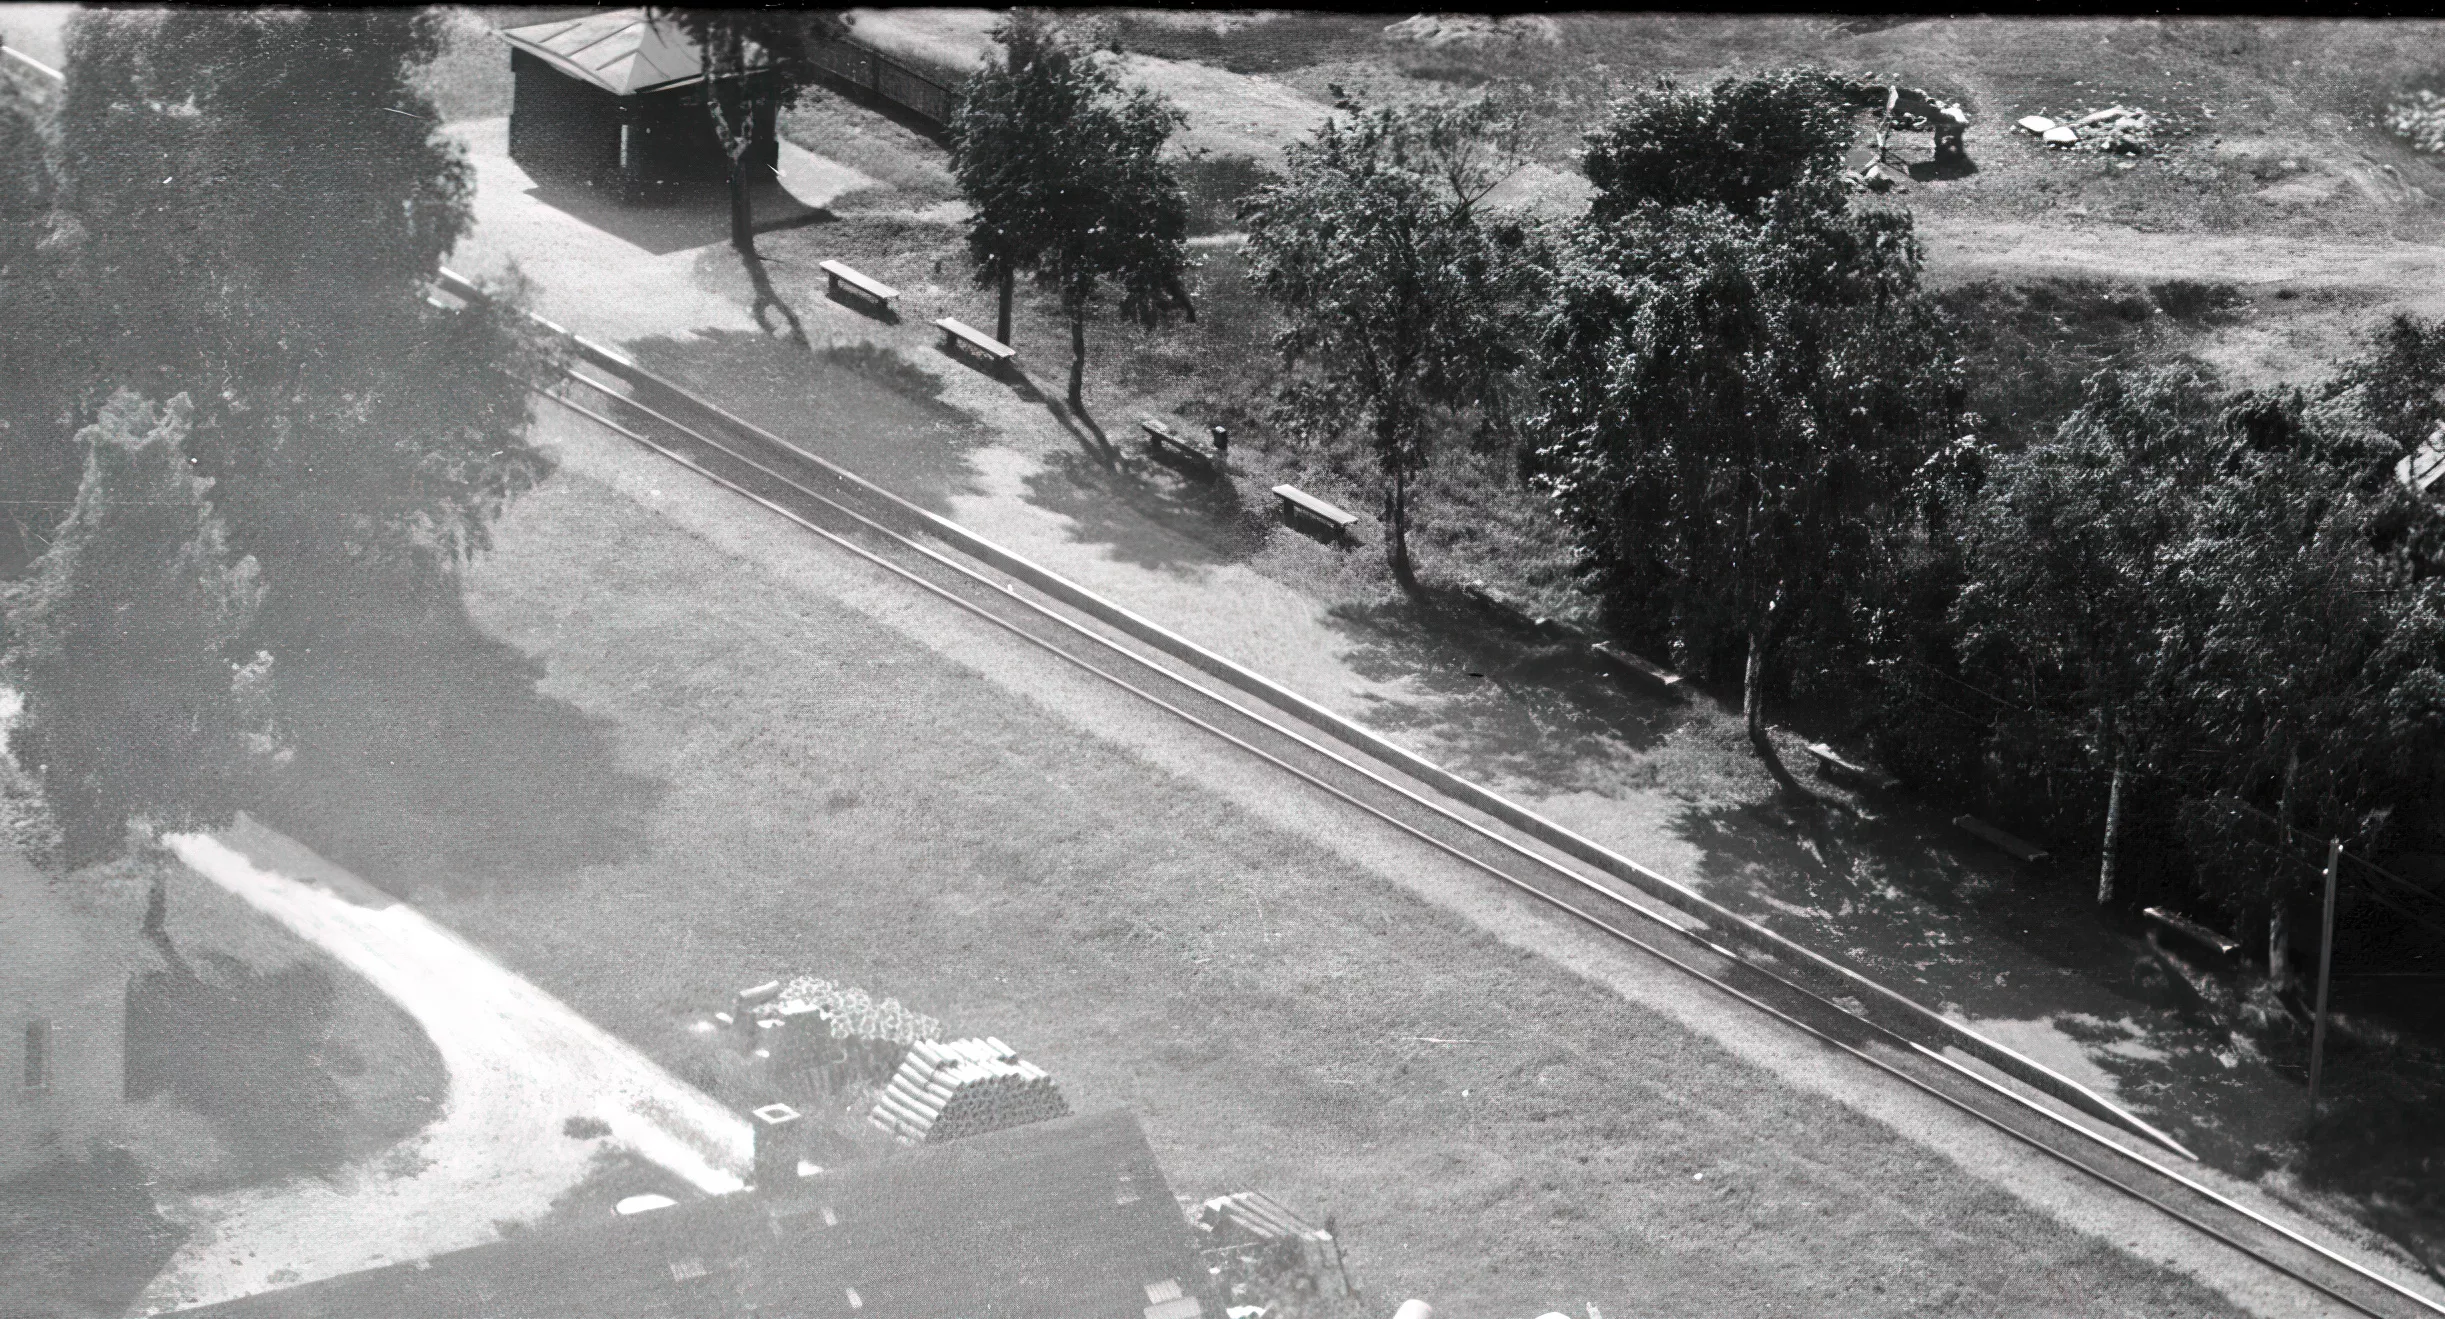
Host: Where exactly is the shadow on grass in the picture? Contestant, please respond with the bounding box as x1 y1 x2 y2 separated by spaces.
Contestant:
0 1148 186 1318
1016 447 1264 573
1318 589 1683 788
123 945 392 1190
627 331 994 518
252 610 665 900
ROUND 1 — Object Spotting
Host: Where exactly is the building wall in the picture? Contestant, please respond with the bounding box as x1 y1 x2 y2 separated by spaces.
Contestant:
507 48 621 185
0 851 127 1180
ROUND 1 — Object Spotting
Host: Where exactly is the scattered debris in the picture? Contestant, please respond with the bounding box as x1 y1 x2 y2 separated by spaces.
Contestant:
1838 76 1972 190
868 1037 1070 1144
2017 104 2159 155
1195 1191 1356 1305
1381 13 1559 46
740 976 945 1092
2389 89 2445 155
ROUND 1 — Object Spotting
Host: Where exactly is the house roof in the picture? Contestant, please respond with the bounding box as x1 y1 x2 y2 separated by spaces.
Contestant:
496 8 760 98
180 1110 1218 1319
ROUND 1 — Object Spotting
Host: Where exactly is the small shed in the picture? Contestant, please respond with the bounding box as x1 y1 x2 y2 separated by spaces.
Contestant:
498 8 777 201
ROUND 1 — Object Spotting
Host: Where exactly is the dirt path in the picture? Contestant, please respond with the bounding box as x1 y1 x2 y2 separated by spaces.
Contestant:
132 818 749 1314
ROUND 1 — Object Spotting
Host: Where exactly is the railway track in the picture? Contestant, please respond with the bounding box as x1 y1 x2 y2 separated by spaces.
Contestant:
462 276 2440 1318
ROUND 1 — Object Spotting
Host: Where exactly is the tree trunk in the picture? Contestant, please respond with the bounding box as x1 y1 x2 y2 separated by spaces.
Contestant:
1744 620 1805 796
2270 746 2301 989
1067 299 1086 409
996 265 1015 346
2098 753 2127 905
1386 462 1413 584
728 150 756 254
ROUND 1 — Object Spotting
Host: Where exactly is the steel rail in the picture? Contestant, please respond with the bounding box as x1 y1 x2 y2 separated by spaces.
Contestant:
535 370 2440 1319
435 264 2203 1166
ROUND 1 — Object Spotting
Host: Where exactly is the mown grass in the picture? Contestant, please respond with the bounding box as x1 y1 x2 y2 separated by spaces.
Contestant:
248 438 2255 1318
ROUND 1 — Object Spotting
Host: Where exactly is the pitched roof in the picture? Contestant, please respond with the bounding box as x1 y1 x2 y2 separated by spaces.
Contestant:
496 8 758 98
181 1110 1219 1319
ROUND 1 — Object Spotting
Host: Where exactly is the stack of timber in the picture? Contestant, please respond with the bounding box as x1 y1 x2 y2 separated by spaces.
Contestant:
748 977 944 1088
868 1037 1070 1145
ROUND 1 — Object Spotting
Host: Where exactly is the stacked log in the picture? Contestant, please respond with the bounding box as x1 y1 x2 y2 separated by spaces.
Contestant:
866 1037 1069 1145
745 977 944 1091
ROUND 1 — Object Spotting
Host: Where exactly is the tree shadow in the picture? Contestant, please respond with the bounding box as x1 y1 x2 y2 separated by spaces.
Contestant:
1316 588 1683 790
1016 447 1262 574
249 609 666 901
0 1148 186 1319
1908 155 1979 182
740 245 811 347
523 177 832 258
624 332 993 519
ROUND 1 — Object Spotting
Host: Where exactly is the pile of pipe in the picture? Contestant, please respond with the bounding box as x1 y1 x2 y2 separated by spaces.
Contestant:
868 1037 1069 1144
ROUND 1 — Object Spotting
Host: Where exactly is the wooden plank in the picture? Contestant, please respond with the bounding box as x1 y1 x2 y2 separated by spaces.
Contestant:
1271 484 1358 530
935 316 1015 362
1953 814 2050 863
1590 641 1684 697
2143 906 2242 956
819 259 898 304
1803 741 1898 790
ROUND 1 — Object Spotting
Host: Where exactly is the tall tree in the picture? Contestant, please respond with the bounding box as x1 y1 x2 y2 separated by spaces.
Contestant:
1534 73 1961 793
0 56 71 572
4 10 556 864
949 10 1193 405
657 9 847 254
1243 89 1540 583
49 7 555 638
3 393 274 868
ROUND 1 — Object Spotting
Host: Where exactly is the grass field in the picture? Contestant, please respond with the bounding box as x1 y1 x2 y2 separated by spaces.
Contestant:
237 425 2260 1317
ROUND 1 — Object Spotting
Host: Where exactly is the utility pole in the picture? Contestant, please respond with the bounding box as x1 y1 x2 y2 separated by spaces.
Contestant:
2307 836 2342 1117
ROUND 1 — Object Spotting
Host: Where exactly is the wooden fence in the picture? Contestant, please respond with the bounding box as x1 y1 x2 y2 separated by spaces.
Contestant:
806 37 957 127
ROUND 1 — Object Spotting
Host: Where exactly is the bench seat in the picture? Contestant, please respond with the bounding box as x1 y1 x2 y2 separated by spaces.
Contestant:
1590 641 1684 697
1953 814 2049 864
1272 484 1358 536
820 260 898 310
936 316 1015 365
1804 741 1898 791
1141 417 1213 469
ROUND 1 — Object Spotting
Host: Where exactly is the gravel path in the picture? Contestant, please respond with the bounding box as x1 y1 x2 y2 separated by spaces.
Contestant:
131 819 749 1314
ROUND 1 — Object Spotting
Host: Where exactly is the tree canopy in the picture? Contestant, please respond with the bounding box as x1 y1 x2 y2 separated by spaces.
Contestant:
1534 72 1961 792
949 10 1193 407
1242 89 1541 581
655 8 847 251
3 393 274 866
1 9 555 861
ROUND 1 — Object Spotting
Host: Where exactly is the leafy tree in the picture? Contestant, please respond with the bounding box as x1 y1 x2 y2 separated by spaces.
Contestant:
1949 367 2225 897
1578 68 1856 223
48 7 555 637
2 10 556 865
2 393 275 868
656 9 848 253
0 60 70 572
1534 75 1961 793
1243 89 1540 583
949 10 1193 406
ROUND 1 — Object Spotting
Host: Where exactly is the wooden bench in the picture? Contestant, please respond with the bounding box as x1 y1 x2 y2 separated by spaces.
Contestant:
1952 814 2050 864
1273 484 1358 538
936 317 1016 368
2142 907 2242 957
1804 741 1898 791
821 260 898 313
1590 641 1684 697
1140 417 1213 471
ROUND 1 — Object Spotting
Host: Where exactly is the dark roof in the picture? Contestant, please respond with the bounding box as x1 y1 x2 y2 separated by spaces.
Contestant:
181 1111 1216 1319
497 8 761 97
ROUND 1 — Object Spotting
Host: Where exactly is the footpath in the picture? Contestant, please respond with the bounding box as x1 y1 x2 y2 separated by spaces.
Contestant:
440 110 2439 1304
134 816 749 1314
